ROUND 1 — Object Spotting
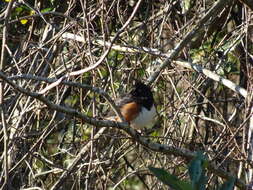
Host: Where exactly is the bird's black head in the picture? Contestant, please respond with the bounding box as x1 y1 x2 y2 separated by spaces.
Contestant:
130 81 154 110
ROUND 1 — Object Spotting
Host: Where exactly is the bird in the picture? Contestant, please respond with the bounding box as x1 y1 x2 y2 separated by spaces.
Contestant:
113 81 157 130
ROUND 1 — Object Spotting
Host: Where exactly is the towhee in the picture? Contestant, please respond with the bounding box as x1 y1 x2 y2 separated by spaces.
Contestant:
114 81 157 130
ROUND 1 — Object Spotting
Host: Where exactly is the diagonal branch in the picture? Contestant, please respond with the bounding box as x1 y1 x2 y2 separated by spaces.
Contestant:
61 33 247 98
39 0 143 94
174 60 248 98
0 70 247 189
0 0 16 189
147 0 233 84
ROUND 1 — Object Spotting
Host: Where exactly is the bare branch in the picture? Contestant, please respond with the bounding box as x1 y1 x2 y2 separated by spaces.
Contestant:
174 60 247 98
0 70 247 189
147 0 233 84
0 0 16 189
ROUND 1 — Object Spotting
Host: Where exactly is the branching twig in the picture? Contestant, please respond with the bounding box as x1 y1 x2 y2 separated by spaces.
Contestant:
174 60 247 98
10 74 124 120
0 71 247 189
0 0 16 189
39 0 143 95
50 127 107 190
147 0 233 84
61 32 247 98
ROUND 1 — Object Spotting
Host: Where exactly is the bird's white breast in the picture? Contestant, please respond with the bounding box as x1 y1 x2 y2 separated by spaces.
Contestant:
131 105 156 130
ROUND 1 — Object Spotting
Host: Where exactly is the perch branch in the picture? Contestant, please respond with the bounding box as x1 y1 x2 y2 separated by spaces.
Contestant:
0 71 246 189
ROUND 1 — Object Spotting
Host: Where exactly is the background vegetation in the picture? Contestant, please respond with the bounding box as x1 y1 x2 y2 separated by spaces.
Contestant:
0 0 252 189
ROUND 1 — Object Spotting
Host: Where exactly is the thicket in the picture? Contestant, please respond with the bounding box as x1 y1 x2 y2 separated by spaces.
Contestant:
0 0 252 189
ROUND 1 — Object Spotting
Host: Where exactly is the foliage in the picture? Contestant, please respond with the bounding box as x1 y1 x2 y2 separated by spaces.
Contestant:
149 152 235 190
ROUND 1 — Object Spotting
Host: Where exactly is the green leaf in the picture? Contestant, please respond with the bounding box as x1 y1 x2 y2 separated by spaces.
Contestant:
15 7 23 13
149 167 194 190
195 172 208 190
117 54 124 61
150 130 159 137
189 152 203 182
219 178 235 190
100 68 108 77
189 158 202 183
188 152 207 189
41 8 53 13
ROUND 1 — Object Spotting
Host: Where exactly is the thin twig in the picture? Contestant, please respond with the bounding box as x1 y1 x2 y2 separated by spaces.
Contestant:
147 0 233 84
0 69 247 190
39 0 143 95
0 0 16 189
61 32 247 98
10 74 123 121
174 60 247 98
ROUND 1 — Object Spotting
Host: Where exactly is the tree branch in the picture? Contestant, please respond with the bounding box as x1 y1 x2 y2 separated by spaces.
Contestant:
0 0 16 189
147 0 233 84
0 71 247 189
